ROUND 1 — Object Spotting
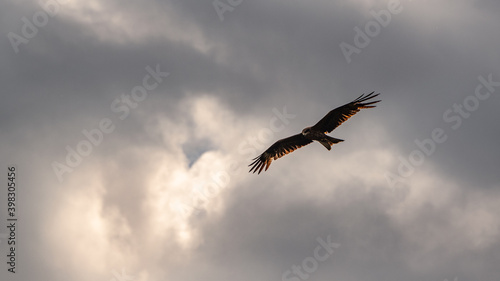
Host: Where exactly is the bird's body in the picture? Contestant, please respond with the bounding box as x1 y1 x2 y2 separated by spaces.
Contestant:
249 92 380 174
301 126 344 151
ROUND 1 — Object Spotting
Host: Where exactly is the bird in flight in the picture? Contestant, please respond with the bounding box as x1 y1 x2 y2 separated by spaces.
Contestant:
249 92 380 174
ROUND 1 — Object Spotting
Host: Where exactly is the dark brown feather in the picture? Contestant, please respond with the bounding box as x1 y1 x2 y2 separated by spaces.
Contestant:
311 92 380 133
248 134 313 174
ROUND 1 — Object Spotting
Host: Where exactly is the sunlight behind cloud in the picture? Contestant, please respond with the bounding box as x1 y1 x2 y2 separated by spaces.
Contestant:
44 165 137 278
141 95 248 250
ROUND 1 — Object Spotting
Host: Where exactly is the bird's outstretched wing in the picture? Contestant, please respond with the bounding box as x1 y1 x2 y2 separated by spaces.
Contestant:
312 92 380 133
249 134 313 174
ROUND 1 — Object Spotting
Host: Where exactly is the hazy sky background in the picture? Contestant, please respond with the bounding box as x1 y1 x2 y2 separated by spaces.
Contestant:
1 0 500 280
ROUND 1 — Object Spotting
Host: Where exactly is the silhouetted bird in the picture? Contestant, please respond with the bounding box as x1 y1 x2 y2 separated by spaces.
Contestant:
249 92 380 174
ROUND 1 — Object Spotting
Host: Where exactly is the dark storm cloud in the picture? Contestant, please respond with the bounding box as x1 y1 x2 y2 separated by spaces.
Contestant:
1 0 500 281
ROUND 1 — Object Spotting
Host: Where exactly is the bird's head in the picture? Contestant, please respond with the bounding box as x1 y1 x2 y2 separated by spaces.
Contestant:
302 127 312 136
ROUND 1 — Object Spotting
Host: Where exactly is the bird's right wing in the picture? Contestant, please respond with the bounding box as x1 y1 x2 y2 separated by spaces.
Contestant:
311 92 380 133
249 134 313 174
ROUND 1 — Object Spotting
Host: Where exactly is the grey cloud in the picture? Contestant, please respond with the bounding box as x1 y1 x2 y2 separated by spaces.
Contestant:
1 0 500 281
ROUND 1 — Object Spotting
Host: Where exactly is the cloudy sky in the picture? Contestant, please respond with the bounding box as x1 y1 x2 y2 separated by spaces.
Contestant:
1 0 500 280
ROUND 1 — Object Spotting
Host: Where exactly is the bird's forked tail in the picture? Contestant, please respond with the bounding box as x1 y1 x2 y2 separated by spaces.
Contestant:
319 136 344 151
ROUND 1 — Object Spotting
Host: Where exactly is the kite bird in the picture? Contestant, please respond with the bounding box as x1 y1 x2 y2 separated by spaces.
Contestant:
249 92 380 174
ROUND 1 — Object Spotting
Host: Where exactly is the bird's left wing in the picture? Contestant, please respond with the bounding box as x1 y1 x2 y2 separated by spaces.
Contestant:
312 92 380 133
249 134 313 174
